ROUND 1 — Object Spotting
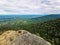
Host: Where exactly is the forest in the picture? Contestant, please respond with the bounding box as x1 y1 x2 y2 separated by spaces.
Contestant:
0 17 60 45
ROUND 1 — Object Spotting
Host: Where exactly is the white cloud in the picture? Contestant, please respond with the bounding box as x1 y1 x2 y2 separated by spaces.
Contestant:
0 0 60 14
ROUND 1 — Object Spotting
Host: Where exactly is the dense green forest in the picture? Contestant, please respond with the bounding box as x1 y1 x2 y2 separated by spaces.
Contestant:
0 18 60 45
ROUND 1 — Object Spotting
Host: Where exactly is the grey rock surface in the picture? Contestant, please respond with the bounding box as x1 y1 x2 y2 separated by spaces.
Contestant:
10 30 51 45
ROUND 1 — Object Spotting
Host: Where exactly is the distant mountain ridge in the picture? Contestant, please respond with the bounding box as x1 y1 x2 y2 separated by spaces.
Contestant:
0 15 41 22
0 15 41 19
31 14 60 22
0 14 60 23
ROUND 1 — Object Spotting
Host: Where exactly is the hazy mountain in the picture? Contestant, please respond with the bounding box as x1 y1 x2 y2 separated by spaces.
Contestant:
0 14 60 24
0 15 41 19
0 15 42 22
31 14 60 22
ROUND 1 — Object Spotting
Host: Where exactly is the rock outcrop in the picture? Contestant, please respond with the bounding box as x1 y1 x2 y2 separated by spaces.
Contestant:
0 30 25 45
0 30 51 45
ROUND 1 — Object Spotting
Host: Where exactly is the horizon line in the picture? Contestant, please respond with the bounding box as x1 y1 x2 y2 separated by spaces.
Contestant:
0 14 59 15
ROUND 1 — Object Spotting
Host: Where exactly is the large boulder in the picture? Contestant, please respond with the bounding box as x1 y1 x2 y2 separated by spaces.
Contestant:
0 30 51 45
10 30 51 45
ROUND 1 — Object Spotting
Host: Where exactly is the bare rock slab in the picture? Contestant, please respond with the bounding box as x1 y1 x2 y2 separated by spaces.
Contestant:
10 30 51 45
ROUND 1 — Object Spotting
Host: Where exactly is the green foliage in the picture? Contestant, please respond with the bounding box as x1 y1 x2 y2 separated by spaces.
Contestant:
0 18 60 45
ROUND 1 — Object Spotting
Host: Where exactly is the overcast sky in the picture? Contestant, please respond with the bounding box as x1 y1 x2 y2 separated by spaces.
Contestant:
0 0 60 14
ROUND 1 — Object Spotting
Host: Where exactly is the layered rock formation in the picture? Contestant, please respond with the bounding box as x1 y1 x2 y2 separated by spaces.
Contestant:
0 30 51 45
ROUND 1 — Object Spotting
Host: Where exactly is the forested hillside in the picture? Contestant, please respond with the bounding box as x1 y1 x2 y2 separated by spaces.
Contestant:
31 14 60 22
0 15 60 45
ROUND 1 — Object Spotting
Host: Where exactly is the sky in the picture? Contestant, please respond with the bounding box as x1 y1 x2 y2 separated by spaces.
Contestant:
0 0 60 14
